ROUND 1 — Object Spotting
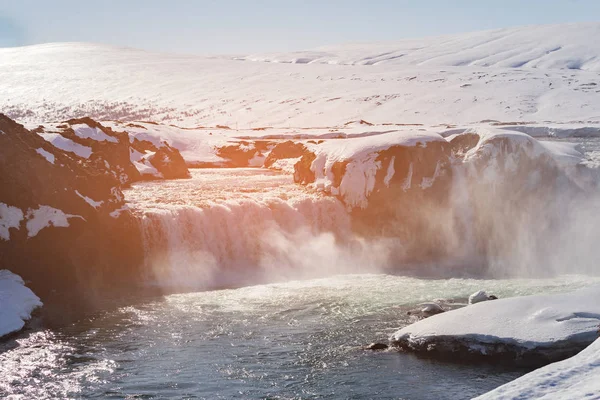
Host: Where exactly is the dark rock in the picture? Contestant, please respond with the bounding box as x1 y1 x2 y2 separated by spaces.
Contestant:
263 141 307 168
215 140 274 167
0 114 144 303
390 336 587 368
146 144 191 179
365 342 389 351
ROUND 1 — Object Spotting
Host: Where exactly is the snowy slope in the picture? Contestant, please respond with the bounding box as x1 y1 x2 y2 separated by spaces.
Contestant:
241 23 600 70
1 23 600 128
476 338 600 400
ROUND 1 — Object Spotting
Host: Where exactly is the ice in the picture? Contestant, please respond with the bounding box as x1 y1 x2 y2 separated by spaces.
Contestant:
0 270 42 338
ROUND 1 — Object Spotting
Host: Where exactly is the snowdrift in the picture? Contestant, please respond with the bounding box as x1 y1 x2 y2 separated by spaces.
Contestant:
476 338 600 399
0 270 42 338
391 286 600 366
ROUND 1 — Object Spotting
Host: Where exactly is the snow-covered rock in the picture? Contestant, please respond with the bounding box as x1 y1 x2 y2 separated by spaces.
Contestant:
0 114 145 300
0 270 42 338
34 118 190 182
476 338 600 399
469 290 491 305
391 286 600 366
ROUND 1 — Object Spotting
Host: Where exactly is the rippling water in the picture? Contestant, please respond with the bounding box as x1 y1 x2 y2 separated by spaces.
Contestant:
3 274 599 399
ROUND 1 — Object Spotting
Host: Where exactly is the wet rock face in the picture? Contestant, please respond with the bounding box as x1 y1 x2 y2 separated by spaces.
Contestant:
0 114 144 301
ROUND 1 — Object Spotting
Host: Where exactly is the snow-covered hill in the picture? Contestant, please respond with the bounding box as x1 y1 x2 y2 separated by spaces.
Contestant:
1 23 599 128
240 23 600 70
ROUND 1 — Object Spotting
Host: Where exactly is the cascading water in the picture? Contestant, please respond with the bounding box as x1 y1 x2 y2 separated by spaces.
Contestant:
126 168 393 290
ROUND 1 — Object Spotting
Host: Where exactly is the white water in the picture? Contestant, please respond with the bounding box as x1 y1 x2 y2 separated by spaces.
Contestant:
125 157 600 290
126 169 395 290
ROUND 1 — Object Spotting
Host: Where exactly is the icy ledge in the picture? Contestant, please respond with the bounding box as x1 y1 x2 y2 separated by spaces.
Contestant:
390 285 600 366
0 270 42 338
476 338 600 399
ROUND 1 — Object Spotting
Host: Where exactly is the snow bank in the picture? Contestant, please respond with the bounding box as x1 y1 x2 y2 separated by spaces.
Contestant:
39 132 92 159
476 338 600 400
0 270 42 338
391 286 600 362
0 203 23 241
71 123 118 143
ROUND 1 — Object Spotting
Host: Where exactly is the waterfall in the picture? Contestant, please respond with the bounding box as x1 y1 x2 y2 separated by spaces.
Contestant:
137 196 393 290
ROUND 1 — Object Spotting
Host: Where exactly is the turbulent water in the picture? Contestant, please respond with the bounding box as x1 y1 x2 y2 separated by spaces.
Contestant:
3 274 600 399
127 169 392 290
3 142 600 399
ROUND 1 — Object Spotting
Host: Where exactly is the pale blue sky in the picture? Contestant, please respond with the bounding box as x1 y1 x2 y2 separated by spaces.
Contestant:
0 0 598 54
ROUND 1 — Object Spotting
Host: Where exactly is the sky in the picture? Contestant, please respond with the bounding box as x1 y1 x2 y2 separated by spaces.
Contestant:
0 0 598 54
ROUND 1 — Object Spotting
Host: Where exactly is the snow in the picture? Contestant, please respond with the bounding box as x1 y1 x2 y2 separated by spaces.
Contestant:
391 285 600 352
469 290 491 305
25 205 83 238
38 132 92 159
1 23 600 129
130 148 163 177
35 148 55 164
75 190 104 209
71 123 118 143
0 270 42 338
109 121 231 166
240 23 600 71
476 338 600 400
268 157 302 174
538 141 584 167
306 130 444 208
463 127 585 167
109 204 129 219
0 203 24 241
